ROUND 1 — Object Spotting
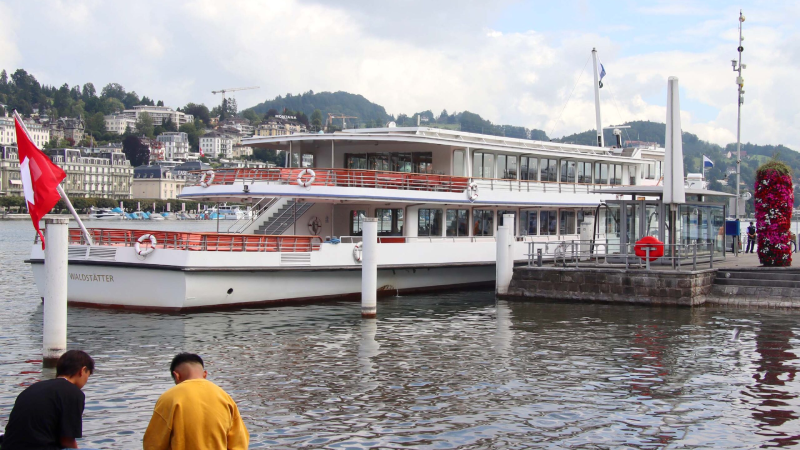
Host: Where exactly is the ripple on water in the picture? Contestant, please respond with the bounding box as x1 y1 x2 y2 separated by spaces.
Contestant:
1 221 800 448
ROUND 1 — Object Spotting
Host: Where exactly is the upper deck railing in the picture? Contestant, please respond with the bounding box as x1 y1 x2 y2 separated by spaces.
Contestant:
188 168 633 195
66 228 321 252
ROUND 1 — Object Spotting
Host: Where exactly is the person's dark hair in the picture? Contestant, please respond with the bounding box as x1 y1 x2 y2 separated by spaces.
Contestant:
170 353 204 379
750 222 754 225
56 350 95 377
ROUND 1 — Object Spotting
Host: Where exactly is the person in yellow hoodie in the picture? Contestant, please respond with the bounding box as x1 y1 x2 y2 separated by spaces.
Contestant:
143 353 249 450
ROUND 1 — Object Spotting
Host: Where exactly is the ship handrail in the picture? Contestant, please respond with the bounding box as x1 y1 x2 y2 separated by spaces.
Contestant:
66 228 322 252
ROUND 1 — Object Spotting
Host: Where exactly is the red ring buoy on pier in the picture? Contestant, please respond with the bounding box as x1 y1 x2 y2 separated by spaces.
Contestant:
634 236 664 261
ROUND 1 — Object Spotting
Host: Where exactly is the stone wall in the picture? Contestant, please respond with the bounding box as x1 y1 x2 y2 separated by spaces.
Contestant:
505 266 717 306
707 285 800 308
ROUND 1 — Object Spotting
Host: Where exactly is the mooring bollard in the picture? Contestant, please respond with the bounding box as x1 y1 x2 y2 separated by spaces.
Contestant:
537 248 542 267
496 214 514 295
43 218 69 368
361 217 378 319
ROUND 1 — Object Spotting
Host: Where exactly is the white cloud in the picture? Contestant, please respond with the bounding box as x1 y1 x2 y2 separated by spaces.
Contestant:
0 0 796 150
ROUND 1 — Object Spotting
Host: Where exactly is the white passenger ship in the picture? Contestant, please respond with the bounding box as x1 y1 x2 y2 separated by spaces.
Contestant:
29 125 665 311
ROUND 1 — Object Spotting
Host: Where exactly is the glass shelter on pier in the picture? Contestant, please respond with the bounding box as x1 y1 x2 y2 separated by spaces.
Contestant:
592 186 734 262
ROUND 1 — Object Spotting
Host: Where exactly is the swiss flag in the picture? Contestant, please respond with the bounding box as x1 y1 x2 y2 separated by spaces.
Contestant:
14 111 66 249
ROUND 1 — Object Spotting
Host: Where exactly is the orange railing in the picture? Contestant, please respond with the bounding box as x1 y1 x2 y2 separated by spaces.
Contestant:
69 228 321 252
190 168 470 193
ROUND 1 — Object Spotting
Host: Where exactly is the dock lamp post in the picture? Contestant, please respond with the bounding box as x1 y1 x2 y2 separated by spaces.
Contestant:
732 10 746 232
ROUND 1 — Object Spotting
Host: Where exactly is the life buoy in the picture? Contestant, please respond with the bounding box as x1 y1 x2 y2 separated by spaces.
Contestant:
199 170 215 188
353 242 363 263
634 236 664 261
297 169 316 188
135 234 157 256
467 181 479 202
308 216 322 235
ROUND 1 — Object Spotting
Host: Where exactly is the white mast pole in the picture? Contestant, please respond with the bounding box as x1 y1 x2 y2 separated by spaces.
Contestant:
734 10 745 223
591 48 604 147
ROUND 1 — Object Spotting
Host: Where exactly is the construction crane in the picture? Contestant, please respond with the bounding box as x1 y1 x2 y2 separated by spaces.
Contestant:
211 86 260 102
327 113 357 129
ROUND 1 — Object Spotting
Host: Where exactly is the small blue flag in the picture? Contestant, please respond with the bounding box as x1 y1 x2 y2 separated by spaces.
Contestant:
599 63 606 81
703 155 714 168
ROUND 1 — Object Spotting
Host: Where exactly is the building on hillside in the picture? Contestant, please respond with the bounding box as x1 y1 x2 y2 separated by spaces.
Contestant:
54 117 85 143
131 165 186 199
232 144 253 159
121 105 193 127
156 132 190 161
138 137 165 163
199 131 233 159
0 145 22 197
0 114 14 146
255 117 307 137
21 119 50 148
218 126 245 144
46 148 133 199
218 117 254 136
105 114 137 135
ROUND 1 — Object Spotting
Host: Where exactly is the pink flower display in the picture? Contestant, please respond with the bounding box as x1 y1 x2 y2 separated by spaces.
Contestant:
754 161 794 266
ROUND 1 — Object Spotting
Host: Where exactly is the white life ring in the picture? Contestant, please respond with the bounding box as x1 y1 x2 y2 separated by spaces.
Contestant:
199 170 215 188
297 168 316 188
467 181 479 202
308 216 322 235
353 242 363 263
135 234 157 256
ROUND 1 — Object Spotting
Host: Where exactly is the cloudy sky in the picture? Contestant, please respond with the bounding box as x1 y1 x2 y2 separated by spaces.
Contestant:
0 0 797 149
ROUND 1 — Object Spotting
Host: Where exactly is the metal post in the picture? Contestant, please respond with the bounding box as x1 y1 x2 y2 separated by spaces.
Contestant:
645 247 651 271
537 248 542 267
361 217 378 319
496 214 514 295
43 218 69 368
710 241 714 269
734 10 745 229
693 243 697 271
216 202 220 233
591 48 604 147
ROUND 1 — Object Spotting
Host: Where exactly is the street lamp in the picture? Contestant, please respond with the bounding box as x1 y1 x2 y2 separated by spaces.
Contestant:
732 10 746 252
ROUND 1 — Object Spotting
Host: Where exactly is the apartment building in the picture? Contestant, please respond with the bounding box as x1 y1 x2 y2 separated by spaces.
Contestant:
124 105 193 126
199 131 233 159
46 148 133 199
0 145 22 197
104 114 137 135
255 118 307 137
156 132 190 161
131 165 186 199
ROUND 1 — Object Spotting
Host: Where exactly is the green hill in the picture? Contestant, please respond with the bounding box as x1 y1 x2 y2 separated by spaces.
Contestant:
247 91 391 126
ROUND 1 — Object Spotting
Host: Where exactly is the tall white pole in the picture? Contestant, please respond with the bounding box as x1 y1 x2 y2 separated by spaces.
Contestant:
361 217 378 319
496 214 514 295
591 48 604 148
734 10 745 222
43 218 69 368
56 185 92 245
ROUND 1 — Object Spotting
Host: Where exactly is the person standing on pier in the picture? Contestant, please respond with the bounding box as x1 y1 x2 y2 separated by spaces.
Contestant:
746 222 757 253
2 350 95 450
143 353 249 450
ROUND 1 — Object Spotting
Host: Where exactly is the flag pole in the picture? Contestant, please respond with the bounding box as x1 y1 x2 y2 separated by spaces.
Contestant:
56 185 93 246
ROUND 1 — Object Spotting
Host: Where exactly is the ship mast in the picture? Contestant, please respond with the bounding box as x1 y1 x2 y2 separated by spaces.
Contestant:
591 48 604 147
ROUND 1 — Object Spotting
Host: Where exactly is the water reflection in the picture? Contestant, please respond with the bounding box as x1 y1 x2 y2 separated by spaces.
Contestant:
750 323 800 447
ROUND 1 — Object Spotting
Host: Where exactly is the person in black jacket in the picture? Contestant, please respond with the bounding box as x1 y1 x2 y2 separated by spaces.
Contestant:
2 350 94 449
746 222 757 253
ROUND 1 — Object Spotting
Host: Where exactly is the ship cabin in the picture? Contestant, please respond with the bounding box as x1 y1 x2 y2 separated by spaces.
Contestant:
178 127 666 245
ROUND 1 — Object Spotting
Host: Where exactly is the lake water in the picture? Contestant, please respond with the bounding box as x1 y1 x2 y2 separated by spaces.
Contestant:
1 220 799 448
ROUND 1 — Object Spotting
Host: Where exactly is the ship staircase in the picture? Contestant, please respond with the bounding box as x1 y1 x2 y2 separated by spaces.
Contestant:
228 198 315 236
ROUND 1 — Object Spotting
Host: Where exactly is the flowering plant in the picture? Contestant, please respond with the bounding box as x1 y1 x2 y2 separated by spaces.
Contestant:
754 161 793 266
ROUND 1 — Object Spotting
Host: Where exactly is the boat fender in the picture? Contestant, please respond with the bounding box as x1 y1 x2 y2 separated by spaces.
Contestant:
308 216 322 235
353 242 363 263
467 182 479 202
135 234 157 257
199 170 215 188
297 168 316 188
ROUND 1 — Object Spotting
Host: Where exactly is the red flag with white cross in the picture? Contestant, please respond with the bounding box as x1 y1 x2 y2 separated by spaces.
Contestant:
14 111 66 249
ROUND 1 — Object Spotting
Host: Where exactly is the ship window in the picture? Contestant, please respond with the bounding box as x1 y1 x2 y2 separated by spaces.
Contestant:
540 158 558 182
560 210 576 235
521 210 538 235
301 154 314 168
453 150 465 177
498 210 517 235
577 161 592 183
418 208 442 237
520 156 538 181
392 153 413 172
346 154 367 169
412 153 433 173
446 209 469 236
472 152 494 179
560 160 576 183
610 164 623 185
376 208 404 236
368 153 391 171
497 155 517 179
594 163 608 184
540 210 557 235
473 209 494 236
350 210 366 236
